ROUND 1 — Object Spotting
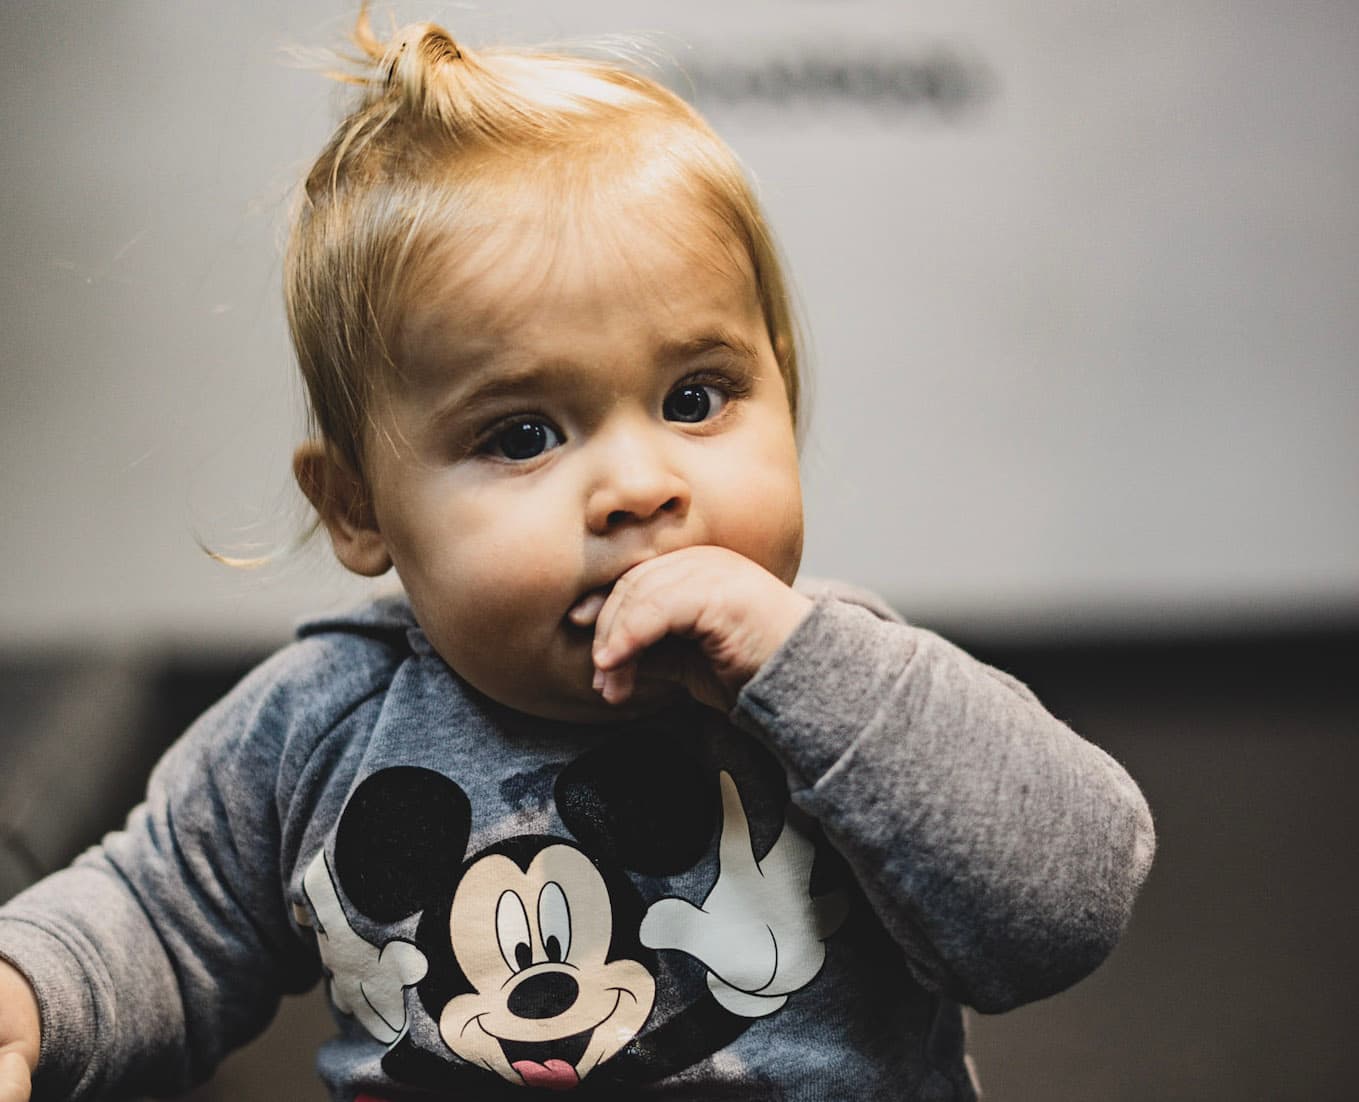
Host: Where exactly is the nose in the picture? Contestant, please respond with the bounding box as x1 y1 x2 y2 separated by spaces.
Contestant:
506 970 579 1020
585 426 690 534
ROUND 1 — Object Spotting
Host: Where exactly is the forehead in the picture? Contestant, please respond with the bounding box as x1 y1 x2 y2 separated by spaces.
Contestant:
394 177 763 386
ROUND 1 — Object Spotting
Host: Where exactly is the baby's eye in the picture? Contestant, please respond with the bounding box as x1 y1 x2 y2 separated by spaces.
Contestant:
485 419 563 461
663 383 728 423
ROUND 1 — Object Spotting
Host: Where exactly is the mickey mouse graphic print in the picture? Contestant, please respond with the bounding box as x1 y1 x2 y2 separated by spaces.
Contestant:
298 721 848 1095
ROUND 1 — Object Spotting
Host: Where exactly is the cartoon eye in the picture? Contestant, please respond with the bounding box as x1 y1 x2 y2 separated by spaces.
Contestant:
496 890 533 973
538 881 571 964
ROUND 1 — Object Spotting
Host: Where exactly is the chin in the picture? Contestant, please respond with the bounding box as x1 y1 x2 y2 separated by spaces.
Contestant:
517 682 687 726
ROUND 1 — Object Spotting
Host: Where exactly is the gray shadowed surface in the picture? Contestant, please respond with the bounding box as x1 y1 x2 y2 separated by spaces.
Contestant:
961 631 1357 1100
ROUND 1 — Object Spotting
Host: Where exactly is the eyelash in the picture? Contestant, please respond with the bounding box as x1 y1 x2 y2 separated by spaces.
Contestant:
673 370 753 412
473 370 752 462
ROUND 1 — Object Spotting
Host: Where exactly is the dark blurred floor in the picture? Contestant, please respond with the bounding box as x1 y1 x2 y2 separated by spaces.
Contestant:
960 627 1358 1101
4 625 1356 1100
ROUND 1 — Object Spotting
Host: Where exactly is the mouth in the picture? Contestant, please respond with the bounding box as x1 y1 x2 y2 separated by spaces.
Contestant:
500 1027 593 1090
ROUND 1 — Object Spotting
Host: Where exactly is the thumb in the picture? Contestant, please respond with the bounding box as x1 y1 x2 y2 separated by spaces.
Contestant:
0 1051 31 1102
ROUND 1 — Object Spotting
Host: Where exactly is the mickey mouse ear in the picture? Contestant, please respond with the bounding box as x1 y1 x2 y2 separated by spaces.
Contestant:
335 766 472 922
555 736 717 876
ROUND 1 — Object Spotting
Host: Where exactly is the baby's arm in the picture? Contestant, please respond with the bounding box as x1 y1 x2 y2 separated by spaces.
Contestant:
0 695 301 1099
590 549 1155 1011
0 960 39 1102
0 637 392 1100
733 592 1155 1010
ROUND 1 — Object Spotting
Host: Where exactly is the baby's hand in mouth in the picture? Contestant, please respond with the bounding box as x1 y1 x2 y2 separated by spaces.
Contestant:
586 547 812 710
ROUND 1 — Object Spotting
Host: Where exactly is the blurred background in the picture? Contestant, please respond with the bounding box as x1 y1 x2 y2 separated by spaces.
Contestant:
1 1 1355 1099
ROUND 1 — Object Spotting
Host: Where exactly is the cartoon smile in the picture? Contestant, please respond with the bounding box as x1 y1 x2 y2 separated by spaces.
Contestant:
453 984 645 1089
499 1026 593 1089
439 850 657 1087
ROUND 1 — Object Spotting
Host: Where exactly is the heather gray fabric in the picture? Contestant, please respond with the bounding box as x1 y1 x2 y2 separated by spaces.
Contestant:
0 655 154 902
0 582 1154 1101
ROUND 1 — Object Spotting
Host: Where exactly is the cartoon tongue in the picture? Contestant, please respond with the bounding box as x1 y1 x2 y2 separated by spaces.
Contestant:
513 1058 581 1091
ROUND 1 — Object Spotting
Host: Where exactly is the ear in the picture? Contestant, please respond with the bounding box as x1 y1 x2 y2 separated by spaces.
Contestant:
293 440 392 577
335 766 472 922
555 731 717 876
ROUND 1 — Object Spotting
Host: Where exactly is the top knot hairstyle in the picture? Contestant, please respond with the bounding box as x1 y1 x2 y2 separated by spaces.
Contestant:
285 6 804 483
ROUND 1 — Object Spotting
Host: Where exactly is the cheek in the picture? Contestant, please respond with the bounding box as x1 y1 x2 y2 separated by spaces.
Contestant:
703 433 804 581
391 481 583 617
727 480 804 582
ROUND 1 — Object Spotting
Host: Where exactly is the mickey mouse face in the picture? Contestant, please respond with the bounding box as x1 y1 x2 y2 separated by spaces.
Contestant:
439 844 655 1089
324 731 803 1094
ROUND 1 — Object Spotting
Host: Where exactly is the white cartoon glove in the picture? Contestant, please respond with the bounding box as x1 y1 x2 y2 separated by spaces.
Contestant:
299 849 428 1044
639 771 848 1017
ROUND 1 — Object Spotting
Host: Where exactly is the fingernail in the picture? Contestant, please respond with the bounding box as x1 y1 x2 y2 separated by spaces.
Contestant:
592 668 604 692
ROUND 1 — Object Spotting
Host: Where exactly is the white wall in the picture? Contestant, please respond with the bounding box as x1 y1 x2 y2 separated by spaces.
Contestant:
2 0 1355 645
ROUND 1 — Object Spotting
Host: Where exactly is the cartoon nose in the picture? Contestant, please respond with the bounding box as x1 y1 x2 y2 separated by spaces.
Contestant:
507 970 579 1020
585 431 690 534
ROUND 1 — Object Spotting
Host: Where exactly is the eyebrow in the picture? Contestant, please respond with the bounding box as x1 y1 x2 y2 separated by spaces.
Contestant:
431 329 763 424
653 330 764 367
427 360 573 430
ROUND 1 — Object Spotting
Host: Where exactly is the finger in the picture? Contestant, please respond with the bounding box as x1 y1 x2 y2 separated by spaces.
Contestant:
715 771 759 873
0 1051 31 1102
632 639 734 713
594 660 636 705
590 554 693 663
593 567 703 671
566 589 608 628
302 851 347 931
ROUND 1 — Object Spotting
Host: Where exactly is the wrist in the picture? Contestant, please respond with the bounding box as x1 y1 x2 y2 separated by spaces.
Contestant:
749 588 813 678
734 598 920 784
774 589 815 645
0 958 40 1074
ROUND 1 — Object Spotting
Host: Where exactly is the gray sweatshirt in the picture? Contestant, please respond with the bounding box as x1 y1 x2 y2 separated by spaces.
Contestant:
0 581 1154 1101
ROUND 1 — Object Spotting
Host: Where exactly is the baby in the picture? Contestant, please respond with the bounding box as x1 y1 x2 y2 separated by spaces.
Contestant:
0 12 1154 1102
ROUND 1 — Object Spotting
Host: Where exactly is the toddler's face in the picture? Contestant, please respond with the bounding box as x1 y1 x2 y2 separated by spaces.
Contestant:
359 201 803 721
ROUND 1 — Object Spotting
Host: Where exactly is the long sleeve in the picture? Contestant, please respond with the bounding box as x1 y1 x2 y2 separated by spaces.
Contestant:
0 634 398 1100
732 589 1155 1014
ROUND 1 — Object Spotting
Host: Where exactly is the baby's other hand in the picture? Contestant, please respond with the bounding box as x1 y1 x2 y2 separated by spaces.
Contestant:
0 960 38 1102
587 546 812 711
0 1053 28 1102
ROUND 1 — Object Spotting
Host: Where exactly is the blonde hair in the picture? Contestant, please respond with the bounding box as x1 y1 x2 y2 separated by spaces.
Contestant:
285 9 803 481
